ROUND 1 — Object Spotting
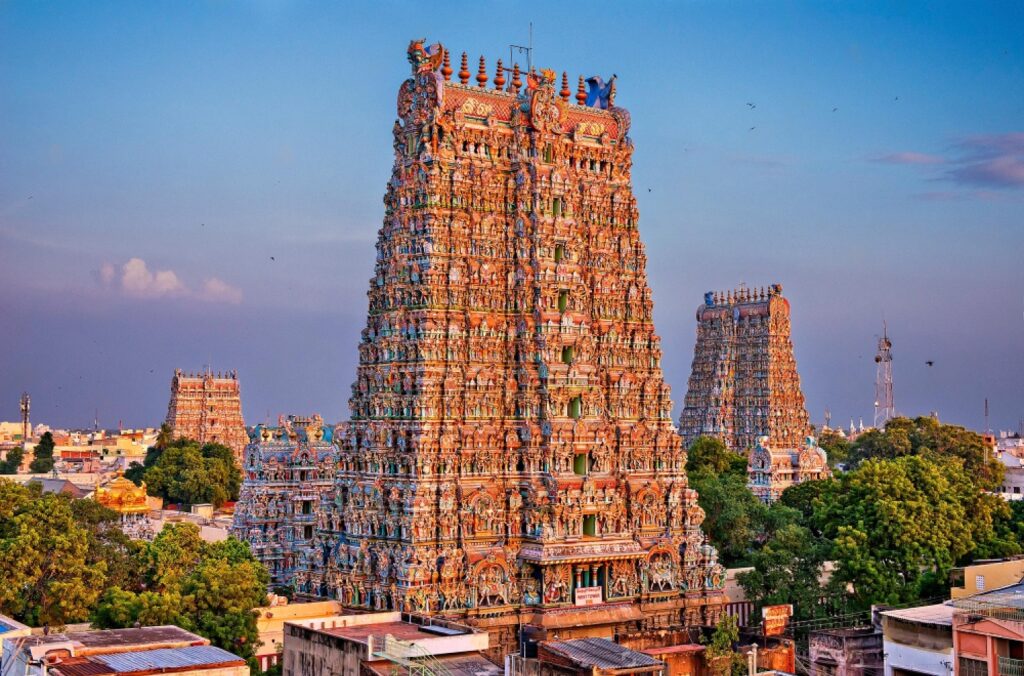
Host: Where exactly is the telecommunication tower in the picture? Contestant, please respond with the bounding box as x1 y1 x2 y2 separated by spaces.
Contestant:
873 323 894 429
19 392 30 443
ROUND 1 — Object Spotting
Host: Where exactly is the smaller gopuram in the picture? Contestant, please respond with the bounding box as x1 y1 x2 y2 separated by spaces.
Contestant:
95 472 155 539
748 435 830 502
165 368 248 463
231 415 338 590
678 285 828 501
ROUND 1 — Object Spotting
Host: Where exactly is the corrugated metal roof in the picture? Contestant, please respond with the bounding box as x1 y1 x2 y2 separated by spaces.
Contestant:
544 638 664 670
881 603 955 626
91 645 245 673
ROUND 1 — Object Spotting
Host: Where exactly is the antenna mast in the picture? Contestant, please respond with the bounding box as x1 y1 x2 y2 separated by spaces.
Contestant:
873 322 895 429
19 392 30 444
509 21 534 73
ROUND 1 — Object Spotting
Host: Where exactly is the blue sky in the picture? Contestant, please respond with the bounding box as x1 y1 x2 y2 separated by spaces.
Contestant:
1 1 1022 432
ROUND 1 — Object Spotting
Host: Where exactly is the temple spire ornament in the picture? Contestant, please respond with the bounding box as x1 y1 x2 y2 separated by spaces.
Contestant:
476 55 488 87
442 49 452 81
511 62 522 93
459 51 470 84
494 58 505 90
560 72 571 102
576 75 586 105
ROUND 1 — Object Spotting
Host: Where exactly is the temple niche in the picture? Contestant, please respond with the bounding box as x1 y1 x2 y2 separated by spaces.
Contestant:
320 39 726 656
231 415 338 591
678 285 830 502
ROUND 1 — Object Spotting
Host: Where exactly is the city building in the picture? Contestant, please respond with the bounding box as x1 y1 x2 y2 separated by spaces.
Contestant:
951 583 1024 676
231 415 338 588
678 286 829 502
951 560 1024 599
0 626 248 676
165 369 247 463
312 39 726 656
253 599 343 672
995 441 1024 501
880 603 954 676
281 611 496 676
809 625 884 676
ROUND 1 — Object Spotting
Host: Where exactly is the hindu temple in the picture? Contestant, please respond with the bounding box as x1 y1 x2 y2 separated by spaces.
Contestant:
678 285 829 501
95 472 155 539
307 40 727 656
230 415 338 588
165 368 248 463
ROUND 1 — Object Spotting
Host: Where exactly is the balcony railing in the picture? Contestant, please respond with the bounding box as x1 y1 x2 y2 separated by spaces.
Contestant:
999 657 1024 676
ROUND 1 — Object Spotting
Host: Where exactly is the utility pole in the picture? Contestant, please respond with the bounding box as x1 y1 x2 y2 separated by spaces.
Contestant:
873 323 895 429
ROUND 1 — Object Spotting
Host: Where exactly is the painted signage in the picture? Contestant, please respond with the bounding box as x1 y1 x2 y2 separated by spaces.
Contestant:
575 586 603 606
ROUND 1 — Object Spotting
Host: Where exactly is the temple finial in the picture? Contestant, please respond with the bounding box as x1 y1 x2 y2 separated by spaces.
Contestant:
494 59 506 90
560 72 571 102
576 75 586 105
459 52 470 84
511 63 522 93
442 49 452 81
476 56 488 87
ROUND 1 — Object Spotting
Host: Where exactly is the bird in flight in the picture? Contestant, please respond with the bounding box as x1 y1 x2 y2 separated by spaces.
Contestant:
749 126 756 131
270 256 276 261
746 102 756 109
832 107 838 112
926 360 934 367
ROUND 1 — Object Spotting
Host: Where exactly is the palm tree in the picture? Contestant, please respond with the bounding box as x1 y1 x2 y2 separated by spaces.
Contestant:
155 423 174 450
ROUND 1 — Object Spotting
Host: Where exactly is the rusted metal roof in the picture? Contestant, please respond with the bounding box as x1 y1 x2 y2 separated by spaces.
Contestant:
543 638 664 671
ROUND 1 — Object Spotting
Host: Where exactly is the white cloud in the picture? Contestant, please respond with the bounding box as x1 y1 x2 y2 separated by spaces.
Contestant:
120 258 186 298
197 277 243 304
96 258 242 304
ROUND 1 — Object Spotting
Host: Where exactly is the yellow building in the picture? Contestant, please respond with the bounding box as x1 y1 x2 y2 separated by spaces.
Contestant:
951 559 1024 599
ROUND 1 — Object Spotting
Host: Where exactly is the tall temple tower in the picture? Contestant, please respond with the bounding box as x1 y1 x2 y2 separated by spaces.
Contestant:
323 41 726 655
165 368 248 463
679 286 826 502
679 285 811 451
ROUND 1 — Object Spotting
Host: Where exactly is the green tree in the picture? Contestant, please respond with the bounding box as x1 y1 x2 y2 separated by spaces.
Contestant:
738 523 830 623
778 479 832 529
0 446 24 474
703 614 746 676
71 499 146 591
687 436 748 478
28 431 56 474
848 417 1002 491
818 430 851 469
816 454 996 608
92 523 269 660
155 423 175 450
0 485 107 626
142 439 241 508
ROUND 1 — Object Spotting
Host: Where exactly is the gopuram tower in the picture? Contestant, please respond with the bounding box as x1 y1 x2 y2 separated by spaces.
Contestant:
165 368 248 464
678 286 828 502
327 41 726 655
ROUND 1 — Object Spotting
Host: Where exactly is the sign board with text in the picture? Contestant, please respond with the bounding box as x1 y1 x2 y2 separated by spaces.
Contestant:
575 586 603 606
762 604 793 636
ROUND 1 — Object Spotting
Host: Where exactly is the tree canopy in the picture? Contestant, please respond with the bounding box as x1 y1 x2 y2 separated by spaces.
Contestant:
0 479 268 660
93 523 269 660
131 439 242 508
28 431 55 474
